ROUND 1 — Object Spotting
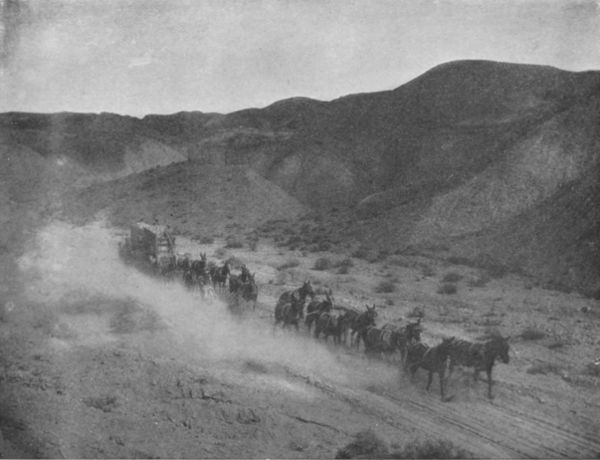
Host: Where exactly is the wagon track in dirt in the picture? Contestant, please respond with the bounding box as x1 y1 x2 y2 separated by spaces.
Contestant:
271 315 600 459
122 270 600 459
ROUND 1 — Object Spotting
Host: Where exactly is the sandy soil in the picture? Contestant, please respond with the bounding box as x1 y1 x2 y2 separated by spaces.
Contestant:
1 219 599 458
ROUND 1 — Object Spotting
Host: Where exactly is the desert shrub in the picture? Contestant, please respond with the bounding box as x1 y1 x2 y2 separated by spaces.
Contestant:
352 247 369 259
437 283 457 295
442 272 463 283
375 280 396 293
199 235 214 244
337 265 350 275
546 341 565 350
397 245 419 256
474 253 508 279
313 257 332 271
214 248 227 259
388 438 471 459
83 395 118 413
388 256 409 267
336 258 354 268
421 264 436 277
446 255 470 266
278 259 300 270
285 235 302 247
385 298 394 306
542 279 573 294
582 287 600 300
318 241 332 251
335 430 388 459
274 271 287 285
526 362 563 375
468 273 491 288
246 235 259 251
377 249 389 261
520 326 546 341
225 256 243 269
584 360 600 377
225 236 244 249
407 305 425 318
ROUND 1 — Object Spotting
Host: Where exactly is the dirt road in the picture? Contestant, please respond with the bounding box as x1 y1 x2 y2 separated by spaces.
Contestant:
1 220 599 458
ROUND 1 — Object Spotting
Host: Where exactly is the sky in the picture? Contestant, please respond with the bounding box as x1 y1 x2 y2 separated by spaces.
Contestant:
1 0 600 116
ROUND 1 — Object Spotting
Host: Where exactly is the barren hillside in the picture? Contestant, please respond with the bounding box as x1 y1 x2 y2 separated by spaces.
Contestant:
1 59 599 293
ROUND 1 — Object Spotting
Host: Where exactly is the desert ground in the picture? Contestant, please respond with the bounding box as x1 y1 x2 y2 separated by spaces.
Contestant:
2 59 600 459
1 216 599 459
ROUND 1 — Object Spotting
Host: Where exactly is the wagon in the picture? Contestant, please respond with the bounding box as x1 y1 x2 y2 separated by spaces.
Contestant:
119 221 176 274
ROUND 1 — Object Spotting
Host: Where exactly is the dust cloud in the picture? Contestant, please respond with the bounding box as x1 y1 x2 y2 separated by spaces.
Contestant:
17 219 397 389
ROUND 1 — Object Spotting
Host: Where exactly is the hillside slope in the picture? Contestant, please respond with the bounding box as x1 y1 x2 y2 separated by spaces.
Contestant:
1 59 600 292
59 162 308 237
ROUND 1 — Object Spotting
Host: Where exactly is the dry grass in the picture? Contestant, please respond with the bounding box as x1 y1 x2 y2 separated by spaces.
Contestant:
313 257 333 271
584 360 600 377
388 439 472 459
335 431 471 459
526 362 563 376
407 306 425 318
520 326 547 341
437 283 457 295
335 430 388 459
468 272 491 287
374 280 396 293
277 259 300 270
442 272 463 283
225 236 244 249
421 264 436 277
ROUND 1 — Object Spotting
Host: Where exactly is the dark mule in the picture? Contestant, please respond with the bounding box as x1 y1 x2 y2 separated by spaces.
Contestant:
274 302 303 332
338 309 358 347
314 310 343 345
276 281 315 319
239 264 251 283
405 337 454 401
210 261 230 291
346 305 377 350
305 292 334 335
239 273 258 309
446 334 510 399
190 253 207 280
183 268 195 290
158 254 177 280
382 320 423 363
176 254 191 273
361 320 422 362
229 272 258 312
229 273 241 294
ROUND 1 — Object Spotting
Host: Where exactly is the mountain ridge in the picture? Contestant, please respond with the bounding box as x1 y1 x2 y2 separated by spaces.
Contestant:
1 59 599 293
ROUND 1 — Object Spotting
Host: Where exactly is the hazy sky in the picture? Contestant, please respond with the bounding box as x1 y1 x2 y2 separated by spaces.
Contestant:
1 0 600 116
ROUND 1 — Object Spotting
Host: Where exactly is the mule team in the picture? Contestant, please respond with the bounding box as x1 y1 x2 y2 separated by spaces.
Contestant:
151 253 258 309
140 251 510 401
274 281 510 401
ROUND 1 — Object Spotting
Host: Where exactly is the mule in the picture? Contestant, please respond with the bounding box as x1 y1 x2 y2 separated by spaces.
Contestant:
210 261 230 291
446 334 510 399
305 292 334 335
346 305 377 350
274 302 303 332
229 272 258 312
190 253 207 279
276 281 315 319
314 310 343 345
361 320 422 362
238 273 258 310
405 337 454 401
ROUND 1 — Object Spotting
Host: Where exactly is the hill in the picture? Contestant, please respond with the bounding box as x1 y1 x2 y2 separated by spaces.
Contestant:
1 59 599 293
